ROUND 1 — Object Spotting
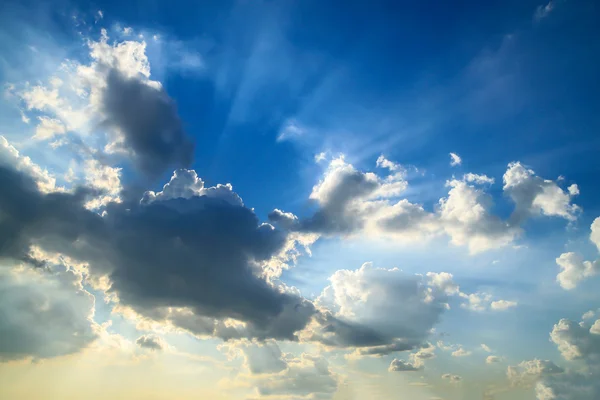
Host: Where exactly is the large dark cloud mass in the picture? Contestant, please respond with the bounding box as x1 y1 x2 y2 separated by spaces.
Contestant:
101 68 194 177
0 164 312 347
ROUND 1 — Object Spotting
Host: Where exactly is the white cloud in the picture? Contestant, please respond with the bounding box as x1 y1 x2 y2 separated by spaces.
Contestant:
452 347 472 357
449 153 462 167
481 344 493 353
389 358 421 372
503 162 580 222
490 300 518 311
556 217 600 290
141 168 243 207
556 252 599 290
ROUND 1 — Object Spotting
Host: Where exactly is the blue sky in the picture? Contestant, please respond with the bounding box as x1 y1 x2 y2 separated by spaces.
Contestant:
1 1 600 399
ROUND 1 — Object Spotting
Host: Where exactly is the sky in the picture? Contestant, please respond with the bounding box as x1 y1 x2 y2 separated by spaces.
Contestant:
0 0 599 399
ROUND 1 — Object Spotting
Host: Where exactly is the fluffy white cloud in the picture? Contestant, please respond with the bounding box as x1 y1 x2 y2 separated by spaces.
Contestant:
503 162 580 223
460 292 517 312
141 168 242 206
556 217 600 290
490 300 518 311
452 347 472 357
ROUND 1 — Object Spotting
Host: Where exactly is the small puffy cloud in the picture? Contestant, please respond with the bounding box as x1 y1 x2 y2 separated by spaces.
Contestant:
481 344 493 353
135 334 166 351
141 168 242 207
389 358 420 372
486 355 502 364
556 218 600 289
460 292 516 312
449 153 462 167
490 300 518 311
452 347 472 357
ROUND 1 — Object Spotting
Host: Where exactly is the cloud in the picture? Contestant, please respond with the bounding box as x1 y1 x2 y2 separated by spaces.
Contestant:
0 136 59 193
481 344 493 353
451 347 472 357
228 346 340 399
0 162 313 342
503 162 580 224
550 318 600 363
507 359 564 388
490 300 518 311
534 1 555 21
100 68 193 177
33 116 66 140
0 262 97 361
135 334 166 351
140 168 242 207
556 217 600 289
449 153 462 166
309 263 451 355
460 292 517 312
486 355 502 364
389 358 420 372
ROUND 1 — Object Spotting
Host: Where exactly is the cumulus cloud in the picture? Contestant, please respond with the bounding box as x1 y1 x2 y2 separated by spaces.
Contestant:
389 358 421 372
0 163 313 342
449 153 462 166
33 116 67 140
556 217 600 289
140 168 242 207
281 157 575 254
507 359 564 388
451 347 472 357
310 263 451 355
503 162 580 224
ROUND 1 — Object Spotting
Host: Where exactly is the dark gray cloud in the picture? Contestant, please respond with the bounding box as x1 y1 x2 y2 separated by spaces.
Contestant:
0 164 313 344
135 335 165 351
101 68 194 177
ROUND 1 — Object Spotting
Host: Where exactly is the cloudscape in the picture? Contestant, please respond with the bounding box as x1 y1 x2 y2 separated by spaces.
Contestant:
1 1 599 399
